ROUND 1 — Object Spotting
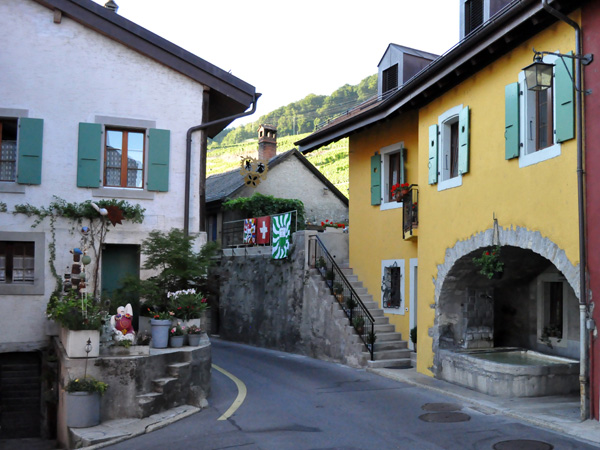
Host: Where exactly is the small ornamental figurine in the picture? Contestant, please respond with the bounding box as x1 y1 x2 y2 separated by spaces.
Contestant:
110 304 135 342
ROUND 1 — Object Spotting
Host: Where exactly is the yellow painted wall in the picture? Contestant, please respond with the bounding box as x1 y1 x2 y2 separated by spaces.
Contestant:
349 110 419 342
347 13 580 376
416 15 580 374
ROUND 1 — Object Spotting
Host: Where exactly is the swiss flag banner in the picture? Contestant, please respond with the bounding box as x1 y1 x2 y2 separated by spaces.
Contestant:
256 216 271 244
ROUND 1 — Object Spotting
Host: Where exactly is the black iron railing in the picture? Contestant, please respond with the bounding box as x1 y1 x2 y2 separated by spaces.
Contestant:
308 234 375 360
402 185 418 236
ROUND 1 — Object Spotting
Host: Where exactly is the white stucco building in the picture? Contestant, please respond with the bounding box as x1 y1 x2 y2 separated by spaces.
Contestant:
0 0 256 438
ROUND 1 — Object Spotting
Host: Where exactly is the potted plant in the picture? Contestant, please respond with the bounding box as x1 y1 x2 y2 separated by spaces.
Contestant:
321 219 345 232
168 288 210 328
391 183 410 202
315 256 327 276
50 290 105 358
64 376 108 428
147 308 174 349
473 245 504 279
333 282 344 304
353 316 365 335
325 269 335 289
367 330 377 351
345 296 357 312
169 322 186 348
410 326 417 352
187 325 203 346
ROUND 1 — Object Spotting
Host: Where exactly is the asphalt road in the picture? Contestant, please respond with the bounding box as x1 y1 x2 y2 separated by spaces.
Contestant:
106 339 599 450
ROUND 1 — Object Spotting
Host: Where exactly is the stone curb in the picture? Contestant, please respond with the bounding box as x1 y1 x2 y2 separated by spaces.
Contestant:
77 406 200 450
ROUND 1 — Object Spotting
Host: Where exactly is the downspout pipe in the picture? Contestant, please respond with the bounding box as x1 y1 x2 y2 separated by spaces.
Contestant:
541 0 588 420
184 93 259 236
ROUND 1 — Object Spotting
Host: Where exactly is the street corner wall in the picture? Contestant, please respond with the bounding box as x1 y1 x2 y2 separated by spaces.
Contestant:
216 231 362 366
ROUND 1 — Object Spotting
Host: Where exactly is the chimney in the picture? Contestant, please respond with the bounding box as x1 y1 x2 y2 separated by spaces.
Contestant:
257 124 277 161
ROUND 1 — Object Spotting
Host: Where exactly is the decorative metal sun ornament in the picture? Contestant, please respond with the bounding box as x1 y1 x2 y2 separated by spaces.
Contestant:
240 156 268 187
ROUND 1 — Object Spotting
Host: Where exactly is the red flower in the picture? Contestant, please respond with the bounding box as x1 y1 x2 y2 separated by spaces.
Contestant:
485 252 490 256
321 222 325 226
177 306 182 310
337 224 343 228
154 314 159 319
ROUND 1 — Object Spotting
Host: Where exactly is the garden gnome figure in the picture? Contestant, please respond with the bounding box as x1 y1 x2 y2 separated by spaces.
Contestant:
110 303 135 342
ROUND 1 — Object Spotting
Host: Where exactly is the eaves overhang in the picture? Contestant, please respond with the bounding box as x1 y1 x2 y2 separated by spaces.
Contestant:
32 0 257 137
296 0 583 154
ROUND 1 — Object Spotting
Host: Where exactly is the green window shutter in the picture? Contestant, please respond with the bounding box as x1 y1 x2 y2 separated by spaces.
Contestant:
77 123 102 188
17 118 43 185
370 154 381 205
147 128 170 192
505 82 520 159
555 53 575 143
428 124 438 184
458 106 470 175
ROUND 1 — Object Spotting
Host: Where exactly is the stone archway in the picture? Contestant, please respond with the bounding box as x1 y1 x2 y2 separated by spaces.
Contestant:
431 226 580 375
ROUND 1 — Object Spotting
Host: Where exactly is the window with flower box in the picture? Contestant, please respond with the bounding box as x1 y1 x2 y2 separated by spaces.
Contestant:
371 142 405 210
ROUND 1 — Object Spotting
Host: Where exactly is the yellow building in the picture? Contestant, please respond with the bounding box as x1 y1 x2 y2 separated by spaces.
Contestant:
298 0 590 412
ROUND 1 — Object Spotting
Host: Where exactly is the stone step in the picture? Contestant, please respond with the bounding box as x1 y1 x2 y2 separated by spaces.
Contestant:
152 377 178 394
376 332 405 342
366 358 412 369
344 275 359 283
340 268 354 276
372 348 411 360
167 362 191 378
352 287 368 295
372 316 390 325
374 340 408 352
373 324 396 333
137 392 164 418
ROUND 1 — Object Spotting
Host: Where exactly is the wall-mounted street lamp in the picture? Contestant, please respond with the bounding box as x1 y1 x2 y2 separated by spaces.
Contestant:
523 49 593 92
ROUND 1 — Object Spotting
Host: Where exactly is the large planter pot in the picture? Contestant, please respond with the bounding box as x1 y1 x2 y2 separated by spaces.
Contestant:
188 334 201 346
66 391 100 428
170 335 184 348
150 319 171 349
60 328 100 358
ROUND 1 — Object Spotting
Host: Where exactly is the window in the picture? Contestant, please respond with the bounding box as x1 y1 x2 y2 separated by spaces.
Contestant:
382 64 399 94
105 129 144 188
77 120 170 194
381 259 405 314
505 54 574 167
0 119 17 181
536 273 569 349
370 142 405 209
464 0 484 35
0 241 35 284
428 105 469 191
0 232 44 295
0 113 43 188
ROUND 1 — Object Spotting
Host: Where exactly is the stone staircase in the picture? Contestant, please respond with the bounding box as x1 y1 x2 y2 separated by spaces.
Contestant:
136 359 193 418
316 264 412 369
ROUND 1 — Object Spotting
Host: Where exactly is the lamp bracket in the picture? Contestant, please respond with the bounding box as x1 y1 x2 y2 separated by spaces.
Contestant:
532 48 594 65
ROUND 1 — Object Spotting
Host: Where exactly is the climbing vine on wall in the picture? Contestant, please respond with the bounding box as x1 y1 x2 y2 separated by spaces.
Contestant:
13 196 145 298
222 193 306 230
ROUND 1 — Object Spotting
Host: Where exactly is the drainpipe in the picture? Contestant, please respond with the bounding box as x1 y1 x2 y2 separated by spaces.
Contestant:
184 93 259 236
541 0 588 420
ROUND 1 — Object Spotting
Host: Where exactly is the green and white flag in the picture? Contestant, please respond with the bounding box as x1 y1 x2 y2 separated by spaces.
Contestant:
272 212 292 259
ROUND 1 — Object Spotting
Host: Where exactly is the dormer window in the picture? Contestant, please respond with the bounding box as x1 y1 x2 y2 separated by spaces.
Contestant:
464 0 484 35
460 0 512 40
382 64 398 94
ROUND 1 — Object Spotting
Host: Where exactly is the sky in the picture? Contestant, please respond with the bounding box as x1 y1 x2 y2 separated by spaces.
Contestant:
92 0 460 126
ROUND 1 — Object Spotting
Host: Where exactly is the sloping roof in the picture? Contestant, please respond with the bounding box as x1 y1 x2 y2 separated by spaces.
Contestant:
206 149 349 206
32 0 256 137
377 43 439 68
296 0 582 153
